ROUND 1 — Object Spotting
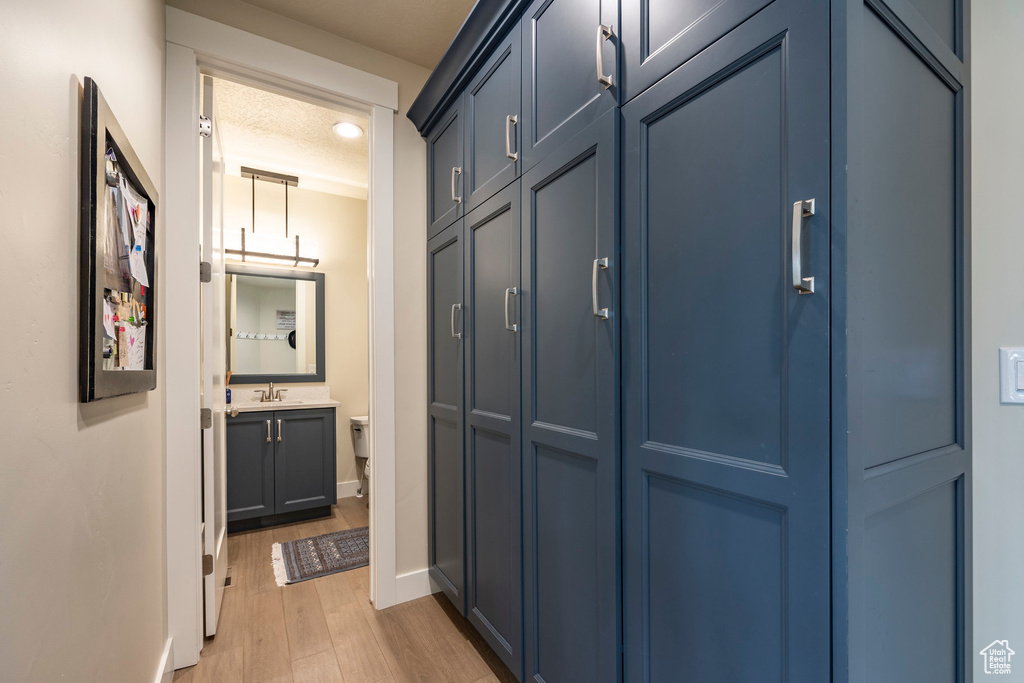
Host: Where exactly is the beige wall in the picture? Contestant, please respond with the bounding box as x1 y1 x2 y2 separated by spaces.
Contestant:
167 0 432 576
225 177 370 487
971 0 1024 674
0 0 168 680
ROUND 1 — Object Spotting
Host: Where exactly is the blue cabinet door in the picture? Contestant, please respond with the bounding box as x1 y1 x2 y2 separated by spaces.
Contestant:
464 24 522 213
463 182 523 677
428 97 465 239
621 2 830 681
619 0 774 102
274 408 337 514
227 411 275 522
428 220 467 613
520 0 617 173
520 109 619 683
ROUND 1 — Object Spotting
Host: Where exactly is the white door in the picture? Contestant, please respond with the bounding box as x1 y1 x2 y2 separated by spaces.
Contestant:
201 74 228 636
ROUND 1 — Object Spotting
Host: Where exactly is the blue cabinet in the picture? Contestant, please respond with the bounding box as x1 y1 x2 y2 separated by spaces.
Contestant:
464 24 522 213
427 97 464 239
227 408 337 525
621 2 831 679
520 108 618 683
427 220 466 613
412 0 972 680
520 0 617 172
464 182 523 675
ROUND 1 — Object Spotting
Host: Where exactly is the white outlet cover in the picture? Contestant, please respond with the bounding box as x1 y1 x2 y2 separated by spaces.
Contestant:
999 348 1024 404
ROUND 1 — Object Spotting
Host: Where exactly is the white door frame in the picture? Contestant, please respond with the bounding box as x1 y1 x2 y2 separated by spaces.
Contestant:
164 7 399 669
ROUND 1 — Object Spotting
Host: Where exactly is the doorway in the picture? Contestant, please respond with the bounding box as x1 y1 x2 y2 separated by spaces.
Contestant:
165 10 400 669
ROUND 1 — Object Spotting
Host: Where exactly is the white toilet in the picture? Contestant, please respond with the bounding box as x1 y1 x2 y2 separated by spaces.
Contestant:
351 415 370 496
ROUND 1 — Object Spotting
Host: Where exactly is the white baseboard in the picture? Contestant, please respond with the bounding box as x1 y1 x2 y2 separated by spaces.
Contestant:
337 480 362 499
395 568 442 605
154 639 174 683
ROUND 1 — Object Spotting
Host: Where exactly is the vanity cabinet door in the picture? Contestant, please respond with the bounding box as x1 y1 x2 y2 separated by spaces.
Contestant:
274 409 338 515
226 411 275 522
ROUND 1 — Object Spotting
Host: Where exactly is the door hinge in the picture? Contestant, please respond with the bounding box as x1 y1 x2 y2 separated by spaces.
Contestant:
198 115 212 138
200 261 212 283
202 553 214 576
200 407 212 430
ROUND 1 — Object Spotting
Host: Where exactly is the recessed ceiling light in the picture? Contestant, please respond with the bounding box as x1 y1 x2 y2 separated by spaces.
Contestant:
333 122 363 138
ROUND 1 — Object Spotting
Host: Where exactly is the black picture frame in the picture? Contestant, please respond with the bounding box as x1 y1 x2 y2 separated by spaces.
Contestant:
79 78 159 402
226 264 326 385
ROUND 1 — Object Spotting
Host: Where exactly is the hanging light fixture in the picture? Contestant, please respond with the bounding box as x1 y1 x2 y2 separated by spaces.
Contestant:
225 167 320 267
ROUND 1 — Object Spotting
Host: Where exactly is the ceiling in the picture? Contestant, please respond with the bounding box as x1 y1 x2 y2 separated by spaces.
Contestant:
239 0 477 68
212 77 369 198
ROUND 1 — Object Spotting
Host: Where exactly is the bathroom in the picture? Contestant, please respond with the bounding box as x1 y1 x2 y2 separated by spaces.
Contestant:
207 75 373 565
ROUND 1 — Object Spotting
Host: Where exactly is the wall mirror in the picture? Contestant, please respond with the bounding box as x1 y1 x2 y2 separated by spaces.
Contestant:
226 265 325 384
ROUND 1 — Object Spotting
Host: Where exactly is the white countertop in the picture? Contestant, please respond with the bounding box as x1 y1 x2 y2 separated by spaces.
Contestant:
228 385 340 414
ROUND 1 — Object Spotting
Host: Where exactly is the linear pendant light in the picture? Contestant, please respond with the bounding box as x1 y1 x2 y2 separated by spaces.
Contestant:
226 167 320 267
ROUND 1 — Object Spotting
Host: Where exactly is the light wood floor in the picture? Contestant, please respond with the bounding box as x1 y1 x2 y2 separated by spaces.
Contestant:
173 497 515 683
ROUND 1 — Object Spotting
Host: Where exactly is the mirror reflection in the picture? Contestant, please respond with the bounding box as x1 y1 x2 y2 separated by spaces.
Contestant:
228 271 320 377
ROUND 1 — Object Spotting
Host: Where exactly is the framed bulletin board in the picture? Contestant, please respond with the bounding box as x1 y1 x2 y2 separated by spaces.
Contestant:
79 77 158 402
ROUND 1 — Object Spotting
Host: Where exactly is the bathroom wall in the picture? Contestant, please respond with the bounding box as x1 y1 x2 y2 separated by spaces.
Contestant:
0 0 169 680
225 176 370 487
167 0 433 576
971 0 1024 675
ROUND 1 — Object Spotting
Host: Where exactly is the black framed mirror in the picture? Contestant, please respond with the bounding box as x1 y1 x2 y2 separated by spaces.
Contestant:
226 264 325 384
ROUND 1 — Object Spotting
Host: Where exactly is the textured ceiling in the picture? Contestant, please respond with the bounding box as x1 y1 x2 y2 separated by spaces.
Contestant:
213 78 368 197
240 0 477 68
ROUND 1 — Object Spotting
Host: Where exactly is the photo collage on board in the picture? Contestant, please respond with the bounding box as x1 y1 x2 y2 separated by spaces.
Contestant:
101 141 152 371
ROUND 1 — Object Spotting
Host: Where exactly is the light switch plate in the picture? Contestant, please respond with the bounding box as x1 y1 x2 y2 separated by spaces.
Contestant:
999 348 1024 404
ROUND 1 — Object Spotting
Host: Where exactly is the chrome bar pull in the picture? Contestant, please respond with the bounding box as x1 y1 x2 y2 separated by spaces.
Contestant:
277 419 282 442
266 420 271 443
451 303 463 339
505 287 519 332
592 257 609 319
791 199 816 294
505 115 518 161
596 24 614 89
451 166 462 204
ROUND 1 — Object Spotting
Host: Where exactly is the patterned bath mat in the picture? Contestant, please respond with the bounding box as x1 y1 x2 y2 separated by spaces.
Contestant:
272 526 369 586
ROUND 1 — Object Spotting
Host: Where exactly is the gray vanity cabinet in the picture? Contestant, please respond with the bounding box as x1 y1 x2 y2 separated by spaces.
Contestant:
227 408 337 524
275 409 337 514
226 411 275 522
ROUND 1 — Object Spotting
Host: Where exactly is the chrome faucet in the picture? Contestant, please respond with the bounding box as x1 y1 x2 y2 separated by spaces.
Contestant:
258 382 287 402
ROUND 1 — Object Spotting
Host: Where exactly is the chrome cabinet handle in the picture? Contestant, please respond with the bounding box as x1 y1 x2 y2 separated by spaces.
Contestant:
266 419 271 443
277 419 283 442
505 115 518 161
451 302 463 339
451 166 462 204
791 199 815 294
596 24 614 89
592 258 609 319
505 287 519 332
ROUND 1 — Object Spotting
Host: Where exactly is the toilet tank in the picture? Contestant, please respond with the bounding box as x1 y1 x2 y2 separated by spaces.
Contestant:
350 415 369 459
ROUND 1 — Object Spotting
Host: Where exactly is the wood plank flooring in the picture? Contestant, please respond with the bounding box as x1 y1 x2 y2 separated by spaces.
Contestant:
173 498 515 683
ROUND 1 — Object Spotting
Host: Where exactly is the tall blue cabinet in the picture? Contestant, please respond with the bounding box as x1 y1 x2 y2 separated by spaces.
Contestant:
410 0 971 681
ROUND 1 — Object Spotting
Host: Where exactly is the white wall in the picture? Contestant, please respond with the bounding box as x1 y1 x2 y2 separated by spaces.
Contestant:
225 177 370 487
0 0 168 681
167 0 432 575
972 0 1024 674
